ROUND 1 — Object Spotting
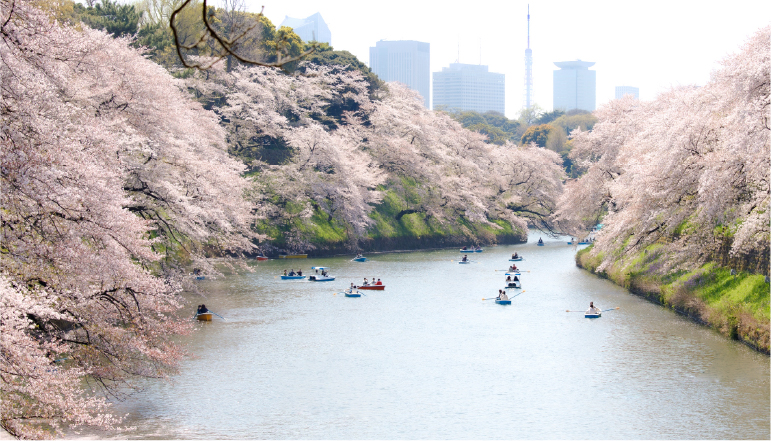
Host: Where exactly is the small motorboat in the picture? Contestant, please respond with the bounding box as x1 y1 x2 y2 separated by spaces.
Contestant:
495 299 512 305
344 291 362 298
308 267 335 281
505 281 522 289
196 312 213 321
280 275 306 280
357 284 384 290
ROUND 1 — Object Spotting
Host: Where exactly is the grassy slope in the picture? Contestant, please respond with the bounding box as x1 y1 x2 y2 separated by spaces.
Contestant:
576 245 770 354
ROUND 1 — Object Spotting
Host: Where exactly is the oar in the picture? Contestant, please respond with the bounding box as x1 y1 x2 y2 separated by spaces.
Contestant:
566 310 585 312
603 307 620 312
210 311 226 320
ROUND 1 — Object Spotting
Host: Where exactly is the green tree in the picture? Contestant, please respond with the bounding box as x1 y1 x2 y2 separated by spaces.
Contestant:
535 109 564 125
467 123 509 145
520 124 553 147
74 0 142 37
517 103 544 126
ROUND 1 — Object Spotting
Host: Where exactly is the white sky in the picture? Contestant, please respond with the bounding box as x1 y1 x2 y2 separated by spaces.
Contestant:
251 0 770 119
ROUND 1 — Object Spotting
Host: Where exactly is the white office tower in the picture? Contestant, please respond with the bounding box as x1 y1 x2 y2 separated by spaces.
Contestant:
615 86 639 100
553 60 596 112
369 40 430 108
279 12 331 45
433 63 505 114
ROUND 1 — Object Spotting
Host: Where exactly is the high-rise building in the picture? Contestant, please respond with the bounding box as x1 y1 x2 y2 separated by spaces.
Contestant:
615 86 639 100
553 60 596 112
279 13 331 45
369 40 430 108
523 5 533 109
433 63 505 114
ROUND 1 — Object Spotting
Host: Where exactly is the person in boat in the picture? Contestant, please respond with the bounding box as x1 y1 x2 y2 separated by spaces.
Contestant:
349 283 356 292
321 269 327 276
538 237 543 244
506 275 512 281
462 255 468 262
376 278 382 285
363 278 369 286
509 264 518 271
288 269 295 276
197 304 209 314
586 302 601 315
461 246 468 250
500 291 509 301
283 269 288 276
315 268 319 274
513 275 519 281
297 269 303 276
512 252 519 259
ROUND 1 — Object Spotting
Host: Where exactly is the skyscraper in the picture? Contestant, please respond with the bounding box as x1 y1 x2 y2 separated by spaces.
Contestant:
280 13 331 45
433 63 505 114
369 40 430 108
615 86 639 100
553 60 596 112
524 5 533 109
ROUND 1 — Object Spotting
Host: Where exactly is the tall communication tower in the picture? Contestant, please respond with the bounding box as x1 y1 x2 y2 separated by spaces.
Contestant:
524 5 533 109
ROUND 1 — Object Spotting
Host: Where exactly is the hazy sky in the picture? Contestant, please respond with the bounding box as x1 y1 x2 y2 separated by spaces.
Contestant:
253 0 770 119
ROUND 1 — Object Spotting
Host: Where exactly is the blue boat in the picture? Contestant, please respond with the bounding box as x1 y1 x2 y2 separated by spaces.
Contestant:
195 276 205 280
585 312 601 318
345 291 361 297
474 249 484 253
509 257 523 261
537 242 545 246
458 260 472 264
352 255 367 262
280 275 306 280
460 249 474 253
495 299 512 305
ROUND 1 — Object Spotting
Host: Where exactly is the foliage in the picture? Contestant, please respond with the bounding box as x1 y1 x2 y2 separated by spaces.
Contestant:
556 26 770 275
299 42 384 95
520 124 553 147
0 1 259 436
446 110 521 145
534 109 564 125
73 0 142 37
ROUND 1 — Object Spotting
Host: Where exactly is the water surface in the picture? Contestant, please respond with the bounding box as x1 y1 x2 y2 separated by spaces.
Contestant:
101 237 770 439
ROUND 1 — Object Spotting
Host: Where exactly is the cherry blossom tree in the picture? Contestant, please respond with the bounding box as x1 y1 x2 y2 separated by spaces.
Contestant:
1 0 259 436
555 26 769 272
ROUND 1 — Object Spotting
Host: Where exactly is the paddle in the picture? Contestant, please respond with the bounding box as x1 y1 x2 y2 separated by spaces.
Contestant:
210 311 226 320
603 307 620 312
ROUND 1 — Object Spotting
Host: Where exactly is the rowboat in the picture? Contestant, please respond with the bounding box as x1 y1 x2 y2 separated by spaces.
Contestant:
509 257 523 261
196 312 213 321
495 299 512 305
357 284 384 290
195 276 205 280
458 260 471 264
460 248 483 253
353 256 367 262
460 249 474 253
474 249 484 252
256 256 269 261
585 312 602 318
537 242 545 246
344 291 361 298
280 275 306 280
278 254 308 259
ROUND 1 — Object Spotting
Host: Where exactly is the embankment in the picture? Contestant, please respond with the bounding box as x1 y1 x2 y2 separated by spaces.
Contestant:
576 246 770 354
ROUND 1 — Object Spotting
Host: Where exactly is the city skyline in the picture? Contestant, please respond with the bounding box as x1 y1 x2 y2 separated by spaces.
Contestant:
433 63 505 114
258 0 770 119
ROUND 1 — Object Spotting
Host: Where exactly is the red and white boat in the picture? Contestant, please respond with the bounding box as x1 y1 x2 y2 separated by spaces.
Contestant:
356 284 385 290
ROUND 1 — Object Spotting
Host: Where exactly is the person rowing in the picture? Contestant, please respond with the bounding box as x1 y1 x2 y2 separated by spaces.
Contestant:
197 304 209 314
462 255 468 262
297 269 303 276
586 302 601 315
461 246 468 250
538 237 544 244
509 264 518 271
363 278 369 286
512 252 519 259
283 269 288 276
499 291 509 301
288 269 295 276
